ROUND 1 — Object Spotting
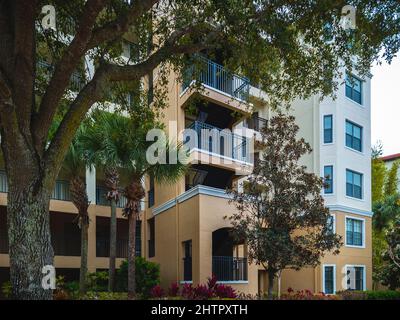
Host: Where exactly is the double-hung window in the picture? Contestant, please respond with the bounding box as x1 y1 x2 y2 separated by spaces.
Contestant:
346 169 363 199
346 266 365 291
323 265 335 294
324 166 333 194
327 215 335 234
346 74 362 104
346 120 362 152
346 217 364 246
323 115 333 144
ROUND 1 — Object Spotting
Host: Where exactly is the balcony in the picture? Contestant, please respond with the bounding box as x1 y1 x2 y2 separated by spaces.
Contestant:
0 171 71 201
187 121 251 164
245 115 268 132
180 56 251 114
96 186 128 208
212 256 248 282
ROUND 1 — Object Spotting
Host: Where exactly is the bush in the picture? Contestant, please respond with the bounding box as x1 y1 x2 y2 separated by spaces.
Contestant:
365 290 400 300
116 257 160 298
151 275 237 300
82 292 128 300
1 281 12 299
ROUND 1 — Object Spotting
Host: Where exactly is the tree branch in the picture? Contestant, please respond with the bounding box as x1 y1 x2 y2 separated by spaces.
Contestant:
87 0 159 49
33 0 109 150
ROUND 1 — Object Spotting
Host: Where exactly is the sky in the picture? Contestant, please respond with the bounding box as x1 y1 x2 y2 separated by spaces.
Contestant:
371 55 400 156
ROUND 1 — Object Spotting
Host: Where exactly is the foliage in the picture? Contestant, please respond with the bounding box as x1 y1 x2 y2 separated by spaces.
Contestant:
86 271 109 292
150 276 237 300
228 113 342 298
372 194 400 287
81 292 128 300
371 156 387 203
1 281 12 299
280 289 340 300
116 258 160 298
379 218 400 290
338 290 400 300
384 161 400 197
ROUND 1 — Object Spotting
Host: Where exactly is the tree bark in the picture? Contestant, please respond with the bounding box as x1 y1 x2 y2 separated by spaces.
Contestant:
127 208 138 300
7 186 54 300
79 220 89 294
267 270 275 300
108 198 117 292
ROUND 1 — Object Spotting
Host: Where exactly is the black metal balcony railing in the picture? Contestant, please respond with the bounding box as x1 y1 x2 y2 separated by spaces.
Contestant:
0 171 70 201
148 239 155 258
245 116 268 132
96 187 128 208
95 238 138 258
188 121 251 163
212 256 248 281
183 257 192 281
37 60 86 92
52 234 80 256
182 56 250 102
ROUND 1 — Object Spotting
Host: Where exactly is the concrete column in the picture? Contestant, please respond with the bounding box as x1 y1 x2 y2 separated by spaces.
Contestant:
87 205 97 273
86 166 96 205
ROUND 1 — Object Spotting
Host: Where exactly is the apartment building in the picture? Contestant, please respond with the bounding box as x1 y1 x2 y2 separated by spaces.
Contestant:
0 41 372 296
142 55 373 295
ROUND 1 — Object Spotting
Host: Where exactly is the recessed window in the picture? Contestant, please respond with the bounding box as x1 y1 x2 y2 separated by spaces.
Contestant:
323 265 335 294
346 120 363 152
345 73 362 104
346 169 363 199
346 217 364 246
324 166 333 194
323 115 333 144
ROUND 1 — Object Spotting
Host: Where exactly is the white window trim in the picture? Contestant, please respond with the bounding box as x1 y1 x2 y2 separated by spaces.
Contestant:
344 119 364 154
345 264 366 291
322 165 335 196
322 114 334 145
345 169 364 200
322 264 336 294
345 73 364 107
345 215 366 248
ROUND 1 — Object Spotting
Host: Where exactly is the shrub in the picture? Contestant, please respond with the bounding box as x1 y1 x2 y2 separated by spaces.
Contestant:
86 271 109 292
181 283 194 299
116 257 160 298
214 284 237 299
168 282 180 297
365 290 400 300
150 285 165 299
193 284 213 300
1 281 12 299
82 292 128 300
281 289 339 300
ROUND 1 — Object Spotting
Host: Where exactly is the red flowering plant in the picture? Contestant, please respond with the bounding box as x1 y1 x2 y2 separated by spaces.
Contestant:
168 282 180 297
150 285 165 299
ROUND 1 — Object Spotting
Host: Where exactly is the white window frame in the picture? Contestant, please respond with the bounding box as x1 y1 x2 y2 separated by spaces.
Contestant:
345 216 366 248
345 169 364 201
322 114 334 145
345 264 366 291
322 264 336 294
345 119 364 154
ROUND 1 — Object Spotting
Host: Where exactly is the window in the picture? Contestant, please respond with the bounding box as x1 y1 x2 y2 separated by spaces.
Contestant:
346 217 364 246
345 74 362 104
346 169 363 199
327 215 335 234
148 174 155 208
346 120 363 152
323 115 333 143
346 266 365 291
148 218 155 258
324 166 333 194
183 240 192 281
323 265 335 294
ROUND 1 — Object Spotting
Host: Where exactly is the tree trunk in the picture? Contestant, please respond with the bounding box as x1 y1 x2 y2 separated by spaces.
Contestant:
7 186 54 300
127 208 137 300
108 198 117 292
79 219 89 294
267 270 275 300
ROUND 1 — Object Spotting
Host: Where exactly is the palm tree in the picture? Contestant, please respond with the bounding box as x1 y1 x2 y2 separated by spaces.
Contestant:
79 118 122 292
64 132 90 294
81 111 187 299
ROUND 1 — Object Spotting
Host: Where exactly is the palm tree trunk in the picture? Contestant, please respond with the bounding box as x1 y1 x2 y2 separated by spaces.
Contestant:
79 219 89 294
127 209 138 299
108 198 117 292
